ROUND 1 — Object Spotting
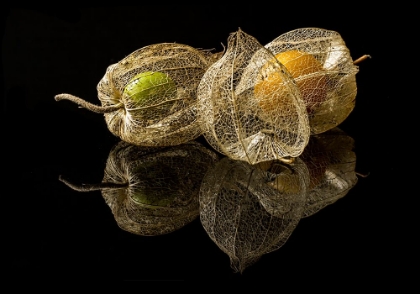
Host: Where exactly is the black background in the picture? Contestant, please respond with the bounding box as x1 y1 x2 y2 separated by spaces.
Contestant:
2 5 410 284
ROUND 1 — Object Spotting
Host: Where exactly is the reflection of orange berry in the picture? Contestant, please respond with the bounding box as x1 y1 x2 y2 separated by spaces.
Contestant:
254 50 327 114
300 138 330 190
257 161 302 194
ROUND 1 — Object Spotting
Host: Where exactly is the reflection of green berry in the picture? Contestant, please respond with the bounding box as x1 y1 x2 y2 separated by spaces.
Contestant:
123 71 177 104
130 162 180 208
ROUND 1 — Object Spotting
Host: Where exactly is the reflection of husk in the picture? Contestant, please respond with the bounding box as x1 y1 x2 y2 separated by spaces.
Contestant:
199 157 306 273
106 140 219 235
252 158 310 216
300 127 358 217
197 29 310 165
61 140 219 236
253 126 357 218
265 28 360 134
198 127 358 272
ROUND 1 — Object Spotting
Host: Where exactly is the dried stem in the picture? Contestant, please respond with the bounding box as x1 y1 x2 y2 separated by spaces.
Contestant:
278 157 295 164
353 55 371 65
55 93 123 114
59 175 128 192
356 172 370 178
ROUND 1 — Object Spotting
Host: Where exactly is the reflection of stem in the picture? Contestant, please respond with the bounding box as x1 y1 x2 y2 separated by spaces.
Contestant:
278 157 295 164
55 94 123 114
356 172 370 178
58 175 128 192
353 55 371 65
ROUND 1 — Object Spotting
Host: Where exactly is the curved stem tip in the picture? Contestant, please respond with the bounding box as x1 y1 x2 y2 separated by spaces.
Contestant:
55 93 122 114
279 157 295 164
353 55 371 65
58 175 128 192
356 171 370 178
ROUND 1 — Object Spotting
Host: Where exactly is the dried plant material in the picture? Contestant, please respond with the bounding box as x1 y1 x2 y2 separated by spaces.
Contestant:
59 140 219 236
199 156 306 273
253 157 310 216
197 29 310 165
300 127 358 217
55 43 221 146
264 28 362 134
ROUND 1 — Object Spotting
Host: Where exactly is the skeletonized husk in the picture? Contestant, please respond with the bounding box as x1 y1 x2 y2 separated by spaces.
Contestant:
97 43 220 146
199 156 307 273
197 29 310 165
300 127 358 218
265 28 360 134
253 157 310 216
98 140 219 236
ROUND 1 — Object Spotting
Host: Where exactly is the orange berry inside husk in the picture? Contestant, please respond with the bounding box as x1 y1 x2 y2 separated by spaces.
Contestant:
254 50 327 114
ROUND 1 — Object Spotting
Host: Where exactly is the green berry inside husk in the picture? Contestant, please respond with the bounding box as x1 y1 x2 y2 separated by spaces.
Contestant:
130 162 180 208
123 71 177 104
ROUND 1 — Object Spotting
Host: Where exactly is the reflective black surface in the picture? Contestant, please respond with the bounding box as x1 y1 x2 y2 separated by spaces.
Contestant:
3 7 403 283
